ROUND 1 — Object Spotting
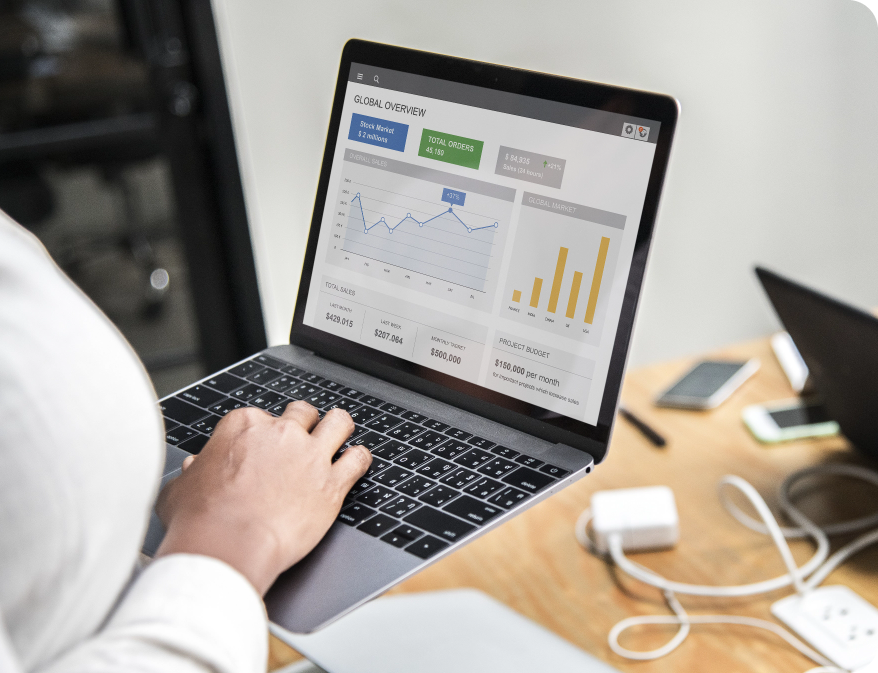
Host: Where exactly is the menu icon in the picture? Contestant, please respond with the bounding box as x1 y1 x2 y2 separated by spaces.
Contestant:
621 122 636 139
635 125 650 142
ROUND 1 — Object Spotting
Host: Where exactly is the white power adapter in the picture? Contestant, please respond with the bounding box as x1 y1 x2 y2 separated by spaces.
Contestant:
591 485 679 554
772 585 878 671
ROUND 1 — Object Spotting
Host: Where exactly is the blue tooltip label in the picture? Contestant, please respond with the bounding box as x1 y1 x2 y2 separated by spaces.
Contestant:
441 188 466 206
348 113 408 152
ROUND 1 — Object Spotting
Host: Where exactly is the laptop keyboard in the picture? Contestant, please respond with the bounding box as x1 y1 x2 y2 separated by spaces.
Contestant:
159 354 570 560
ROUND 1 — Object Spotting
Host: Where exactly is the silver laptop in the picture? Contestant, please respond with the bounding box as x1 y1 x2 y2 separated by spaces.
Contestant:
144 39 678 635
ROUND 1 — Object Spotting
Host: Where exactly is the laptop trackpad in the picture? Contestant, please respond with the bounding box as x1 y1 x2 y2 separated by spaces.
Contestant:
266 523 421 634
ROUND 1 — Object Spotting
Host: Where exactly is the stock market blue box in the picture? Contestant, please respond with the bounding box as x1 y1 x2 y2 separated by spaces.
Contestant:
348 113 408 152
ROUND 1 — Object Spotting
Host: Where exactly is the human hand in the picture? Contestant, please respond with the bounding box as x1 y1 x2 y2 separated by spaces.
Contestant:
155 401 371 595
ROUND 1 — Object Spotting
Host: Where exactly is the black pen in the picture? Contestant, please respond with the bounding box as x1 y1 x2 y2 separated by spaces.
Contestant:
619 404 667 448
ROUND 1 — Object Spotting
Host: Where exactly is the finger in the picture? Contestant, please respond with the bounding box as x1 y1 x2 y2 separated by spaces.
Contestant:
182 455 196 470
281 400 320 431
310 408 355 454
332 444 372 493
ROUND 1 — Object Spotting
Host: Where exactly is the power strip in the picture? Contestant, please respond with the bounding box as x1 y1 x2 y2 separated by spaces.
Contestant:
772 585 878 671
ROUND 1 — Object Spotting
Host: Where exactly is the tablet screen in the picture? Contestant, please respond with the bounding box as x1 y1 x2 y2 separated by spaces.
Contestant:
301 60 663 428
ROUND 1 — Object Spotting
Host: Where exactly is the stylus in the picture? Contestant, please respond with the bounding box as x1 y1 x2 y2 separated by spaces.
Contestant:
619 405 667 448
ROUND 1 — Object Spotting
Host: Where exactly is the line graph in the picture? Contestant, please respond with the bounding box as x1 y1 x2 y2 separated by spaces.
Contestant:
351 192 499 235
342 185 501 292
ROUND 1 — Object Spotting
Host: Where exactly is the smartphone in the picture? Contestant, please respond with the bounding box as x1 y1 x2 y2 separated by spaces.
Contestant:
742 399 839 443
655 359 760 410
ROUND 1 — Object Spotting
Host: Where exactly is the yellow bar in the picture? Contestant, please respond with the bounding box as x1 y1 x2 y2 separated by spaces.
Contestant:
565 271 583 319
529 278 543 308
584 237 611 324
547 247 569 313
512 289 522 303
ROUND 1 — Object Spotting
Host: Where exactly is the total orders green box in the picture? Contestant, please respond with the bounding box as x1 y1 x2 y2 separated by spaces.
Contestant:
418 129 484 170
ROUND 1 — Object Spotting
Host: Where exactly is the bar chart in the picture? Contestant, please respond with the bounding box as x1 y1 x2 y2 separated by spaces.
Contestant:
501 195 623 345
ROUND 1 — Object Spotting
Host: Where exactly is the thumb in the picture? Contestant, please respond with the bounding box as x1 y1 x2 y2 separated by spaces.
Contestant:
332 444 372 493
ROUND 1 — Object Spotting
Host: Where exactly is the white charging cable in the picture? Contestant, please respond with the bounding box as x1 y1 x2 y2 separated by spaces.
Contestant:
575 464 878 670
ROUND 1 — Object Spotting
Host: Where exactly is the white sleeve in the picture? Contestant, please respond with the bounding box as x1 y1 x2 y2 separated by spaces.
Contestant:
31 555 268 673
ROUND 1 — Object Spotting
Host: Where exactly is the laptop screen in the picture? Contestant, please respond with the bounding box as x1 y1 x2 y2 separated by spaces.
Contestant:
293 45 675 454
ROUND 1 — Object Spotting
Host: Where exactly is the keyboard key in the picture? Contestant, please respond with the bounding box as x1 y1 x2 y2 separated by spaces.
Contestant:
338 503 376 526
250 391 287 410
467 435 496 450
306 390 341 408
421 419 450 432
386 421 425 442
338 387 363 399
409 430 447 451
267 375 298 393
179 433 210 454
299 373 325 384
539 463 570 478
231 383 267 402
229 361 264 378
444 427 473 441
364 458 391 479
502 467 555 493
321 380 343 391
268 402 292 416
432 439 470 460
208 398 247 416
247 368 282 385
440 467 479 489
380 402 406 415
488 486 530 509
405 506 475 542
396 476 436 497
349 425 368 441
279 364 305 376
453 448 493 470
372 439 408 460
381 530 420 548
357 514 398 537
254 354 287 370
401 410 428 423
477 457 518 479
179 385 226 408
162 419 180 432
161 397 209 425
325 397 361 413
373 465 412 488
287 383 320 400
405 535 449 559
347 478 374 497
354 431 388 451
166 425 198 445
443 495 502 526
491 445 520 459
417 458 456 480
514 454 544 469
381 495 420 518
356 485 396 508
359 395 385 407
366 413 404 434
464 476 503 499
394 449 432 469
348 405 382 424
203 372 247 394
391 524 423 540
418 485 459 507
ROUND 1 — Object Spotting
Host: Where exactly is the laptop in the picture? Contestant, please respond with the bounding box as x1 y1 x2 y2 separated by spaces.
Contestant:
144 39 678 634
756 266 878 457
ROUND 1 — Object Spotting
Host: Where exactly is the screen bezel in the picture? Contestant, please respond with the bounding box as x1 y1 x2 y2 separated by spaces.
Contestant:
289 39 678 463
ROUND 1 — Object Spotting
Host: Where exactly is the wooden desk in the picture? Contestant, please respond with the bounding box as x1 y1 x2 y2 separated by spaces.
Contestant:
269 336 878 672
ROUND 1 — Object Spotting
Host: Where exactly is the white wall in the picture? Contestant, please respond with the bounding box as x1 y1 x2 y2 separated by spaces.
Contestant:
210 0 878 366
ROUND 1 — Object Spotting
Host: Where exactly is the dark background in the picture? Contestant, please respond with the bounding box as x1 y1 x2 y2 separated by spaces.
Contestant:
0 0 264 396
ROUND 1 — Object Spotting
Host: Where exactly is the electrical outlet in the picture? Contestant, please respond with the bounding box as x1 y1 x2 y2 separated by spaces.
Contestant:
772 586 878 671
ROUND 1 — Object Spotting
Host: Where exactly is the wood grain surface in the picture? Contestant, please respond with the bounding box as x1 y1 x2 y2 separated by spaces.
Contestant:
268 336 878 672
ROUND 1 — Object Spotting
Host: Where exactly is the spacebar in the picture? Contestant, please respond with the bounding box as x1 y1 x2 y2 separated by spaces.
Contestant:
404 506 475 542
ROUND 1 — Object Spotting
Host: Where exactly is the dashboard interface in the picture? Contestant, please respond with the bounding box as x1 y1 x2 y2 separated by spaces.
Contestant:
303 62 661 427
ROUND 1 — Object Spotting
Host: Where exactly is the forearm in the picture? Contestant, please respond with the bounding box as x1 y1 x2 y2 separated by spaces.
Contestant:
38 555 267 673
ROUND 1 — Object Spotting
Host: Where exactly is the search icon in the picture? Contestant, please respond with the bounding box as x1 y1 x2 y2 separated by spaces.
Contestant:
374 75 379 84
